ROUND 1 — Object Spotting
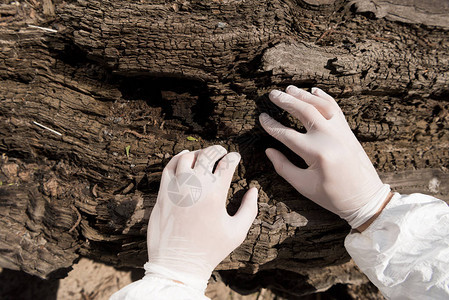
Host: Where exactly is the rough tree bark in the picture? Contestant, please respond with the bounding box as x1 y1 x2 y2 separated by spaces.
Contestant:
1 0 448 298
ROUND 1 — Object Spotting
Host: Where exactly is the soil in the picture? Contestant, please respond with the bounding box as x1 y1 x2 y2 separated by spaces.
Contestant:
0 258 384 300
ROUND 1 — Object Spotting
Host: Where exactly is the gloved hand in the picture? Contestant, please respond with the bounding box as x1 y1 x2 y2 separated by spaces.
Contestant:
259 86 390 229
146 145 258 292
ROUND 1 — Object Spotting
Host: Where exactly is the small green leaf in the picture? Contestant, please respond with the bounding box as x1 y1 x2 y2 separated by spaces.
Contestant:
125 145 131 158
0 181 2 186
186 136 198 141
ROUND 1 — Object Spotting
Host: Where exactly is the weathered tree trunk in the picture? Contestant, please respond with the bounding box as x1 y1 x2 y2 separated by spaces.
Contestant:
1 0 448 298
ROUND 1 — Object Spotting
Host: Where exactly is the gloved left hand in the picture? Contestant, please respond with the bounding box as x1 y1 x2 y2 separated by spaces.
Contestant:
145 145 258 292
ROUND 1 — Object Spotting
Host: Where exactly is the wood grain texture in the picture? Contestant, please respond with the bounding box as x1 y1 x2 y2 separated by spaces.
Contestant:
0 0 448 297
350 0 449 29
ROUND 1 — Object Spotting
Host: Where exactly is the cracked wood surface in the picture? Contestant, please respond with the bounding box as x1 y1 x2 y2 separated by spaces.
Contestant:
1 0 448 297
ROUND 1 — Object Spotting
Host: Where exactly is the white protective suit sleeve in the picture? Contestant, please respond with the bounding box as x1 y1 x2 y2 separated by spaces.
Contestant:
109 263 210 300
345 192 449 299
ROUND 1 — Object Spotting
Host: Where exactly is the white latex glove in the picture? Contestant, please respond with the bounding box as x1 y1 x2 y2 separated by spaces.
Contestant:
146 145 258 292
259 86 390 229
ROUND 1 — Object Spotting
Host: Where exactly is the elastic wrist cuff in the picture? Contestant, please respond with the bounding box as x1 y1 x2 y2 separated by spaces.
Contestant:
143 262 209 293
346 184 391 228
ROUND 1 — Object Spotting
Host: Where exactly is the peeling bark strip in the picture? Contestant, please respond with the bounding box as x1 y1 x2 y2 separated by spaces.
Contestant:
1 0 448 297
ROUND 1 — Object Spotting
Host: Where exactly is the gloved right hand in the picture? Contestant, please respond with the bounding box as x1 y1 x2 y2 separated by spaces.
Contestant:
259 86 391 229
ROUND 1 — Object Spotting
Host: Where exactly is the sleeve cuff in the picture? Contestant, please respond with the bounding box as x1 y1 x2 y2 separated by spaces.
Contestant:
144 262 209 293
344 193 449 298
